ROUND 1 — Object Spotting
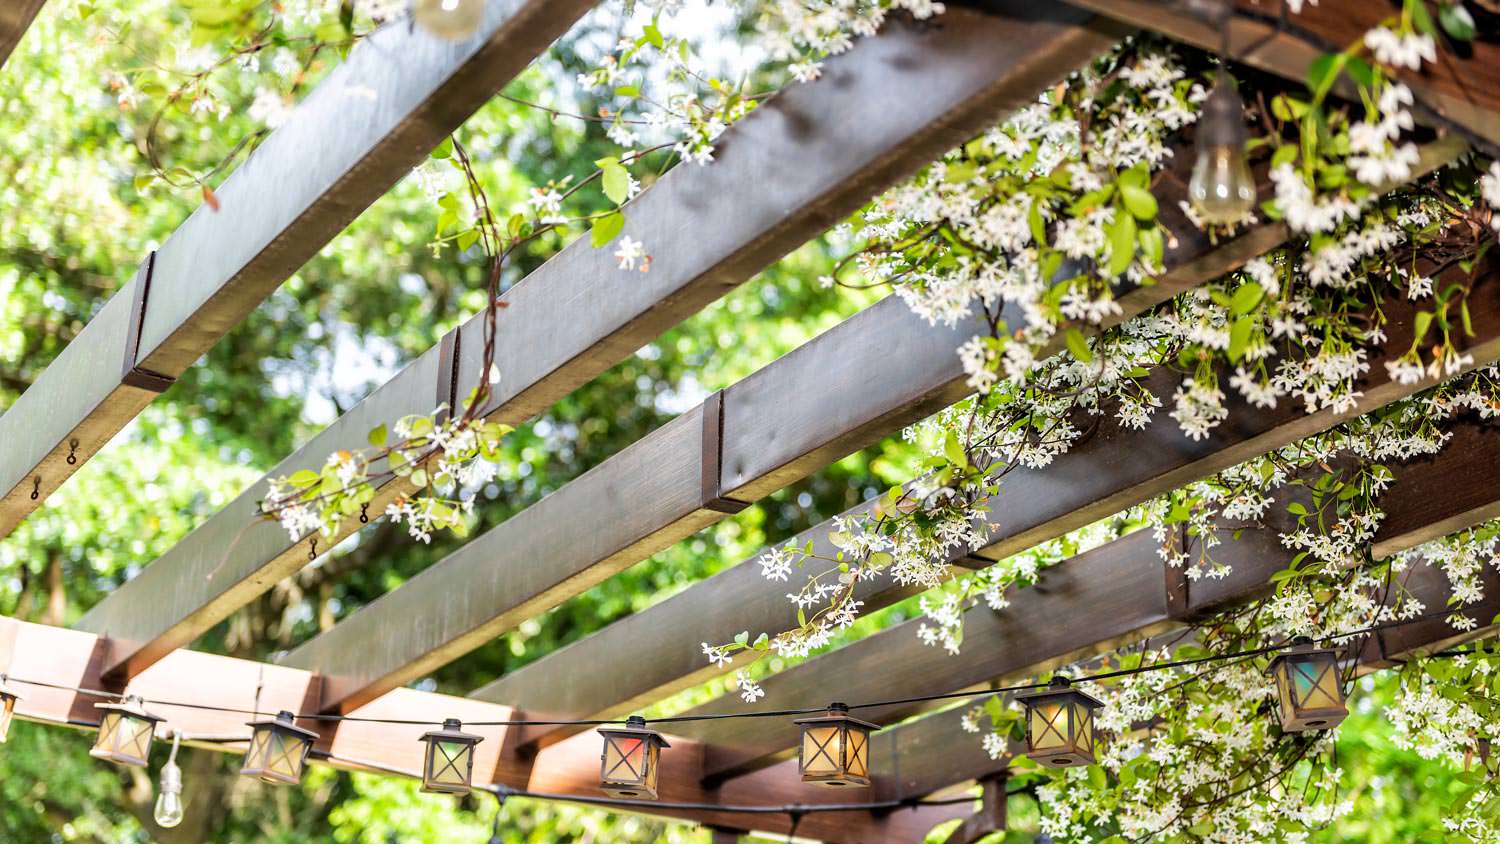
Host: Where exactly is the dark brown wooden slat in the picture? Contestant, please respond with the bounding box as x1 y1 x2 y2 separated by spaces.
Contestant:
688 415 1500 781
279 2 1136 714
1061 0 1500 153
474 157 1474 749
0 0 594 540
0 0 44 68
76 2 1126 682
0 618 961 844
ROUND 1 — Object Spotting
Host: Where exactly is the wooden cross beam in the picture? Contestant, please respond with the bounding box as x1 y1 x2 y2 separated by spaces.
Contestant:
471 136 1468 752
0 617 962 844
0 0 45 68
76 0 1127 685
0 0 594 540
275 2 1137 714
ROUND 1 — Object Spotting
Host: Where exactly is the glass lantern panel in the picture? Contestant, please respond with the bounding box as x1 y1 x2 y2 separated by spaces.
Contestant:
0 695 14 742
604 736 646 782
266 732 308 781
93 712 121 756
1030 702 1069 750
1075 705 1093 754
1292 658 1341 710
431 741 472 785
802 725 843 775
846 729 868 778
640 745 660 789
121 716 154 762
1276 663 1295 717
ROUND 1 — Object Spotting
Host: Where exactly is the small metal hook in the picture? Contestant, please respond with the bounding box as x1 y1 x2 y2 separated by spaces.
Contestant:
30 477 40 500
66 438 78 465
359 503 369 524
309 537 318 561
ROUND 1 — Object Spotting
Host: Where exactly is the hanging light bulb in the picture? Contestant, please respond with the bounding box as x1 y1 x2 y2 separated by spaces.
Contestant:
411 0 486 41
1188 70 1256 226
0 675 22 743
154 733 185 829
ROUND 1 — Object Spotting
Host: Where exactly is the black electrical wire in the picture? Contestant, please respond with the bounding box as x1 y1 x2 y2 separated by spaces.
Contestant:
4 605 1489 730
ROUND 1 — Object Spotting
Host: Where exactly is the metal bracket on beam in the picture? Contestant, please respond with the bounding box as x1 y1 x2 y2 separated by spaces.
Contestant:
120 252 177 394
435 326 461 424
700 391 752 514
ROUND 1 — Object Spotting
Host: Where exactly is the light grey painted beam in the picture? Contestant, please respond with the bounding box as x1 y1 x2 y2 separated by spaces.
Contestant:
78 2 1127 681
0 0 593 540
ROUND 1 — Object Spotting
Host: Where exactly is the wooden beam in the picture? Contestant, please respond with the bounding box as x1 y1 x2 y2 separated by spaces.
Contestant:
76 1 1127 683
279 3 1138 713
0 0 44 68
683 413 1500 781
0 0 593 540
0 617 960 844
939 774 1007 844
1062 0 1500 152
471 140 1471 746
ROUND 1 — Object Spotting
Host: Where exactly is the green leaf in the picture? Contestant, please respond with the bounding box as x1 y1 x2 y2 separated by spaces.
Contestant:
409 468 428 488
1440 3 1477 40
1065 327 1094 364
1306 52 1344 97
591 211 625 247
455 228 480 252
943 433 968 470
1228 315 1255 363
643 21 665 48
614 84 641 98
367 423 387 448
1344 55 1376 88
288 470 320 489
431 136 453 160
1027 201 1047 246
1411 0 1439 36
1415 310 1435 344
1120 183 1157 221
1107 211 1137 276
597 157 631 205
1230 282 1264 316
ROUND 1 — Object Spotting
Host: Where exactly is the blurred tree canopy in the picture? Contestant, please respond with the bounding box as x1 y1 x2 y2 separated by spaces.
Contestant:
0 2 1478 843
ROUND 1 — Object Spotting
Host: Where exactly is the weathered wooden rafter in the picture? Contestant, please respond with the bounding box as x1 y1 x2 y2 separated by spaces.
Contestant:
0 0 45 67
77 1 1128 685
0 0 594 540
278 3 1142 714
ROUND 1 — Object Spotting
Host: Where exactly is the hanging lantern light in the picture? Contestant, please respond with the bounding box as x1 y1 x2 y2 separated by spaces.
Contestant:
1187 69 1257 225
1265 638 1347 732
0 675 22 742
420 718 484 794
1015 676 1103 768
240 710 318 785
91 695 164 767
597 716 669 799
793 703 878 788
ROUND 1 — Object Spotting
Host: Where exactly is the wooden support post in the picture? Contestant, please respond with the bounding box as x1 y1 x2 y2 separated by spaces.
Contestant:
940 774 1007 844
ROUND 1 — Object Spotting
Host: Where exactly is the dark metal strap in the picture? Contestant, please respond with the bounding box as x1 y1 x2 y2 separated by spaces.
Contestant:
1164 524 1191 621
700 391 751 514
120 252 176 393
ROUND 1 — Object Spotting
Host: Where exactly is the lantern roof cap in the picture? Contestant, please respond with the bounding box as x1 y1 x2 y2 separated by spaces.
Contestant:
1265 638 1341 673
420 717 484 745
598 714 669 747
95 693 164 723
1014 676 1104 709
792 702 880 732
246 709 320 741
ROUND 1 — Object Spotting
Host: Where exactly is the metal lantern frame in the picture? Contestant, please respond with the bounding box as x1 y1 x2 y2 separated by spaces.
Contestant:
1265 639 1348 733
240 710 319 785
793 702 879 788
0 675 21 743
1015 677 1103 768
90 694 164 767
597 716 669 800
420 717 484 794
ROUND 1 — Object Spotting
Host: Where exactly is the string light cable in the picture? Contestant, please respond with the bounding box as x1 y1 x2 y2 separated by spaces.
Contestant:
2 605 1486 730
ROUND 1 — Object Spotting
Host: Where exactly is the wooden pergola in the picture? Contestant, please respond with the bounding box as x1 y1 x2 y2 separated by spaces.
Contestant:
3 2 1500 841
